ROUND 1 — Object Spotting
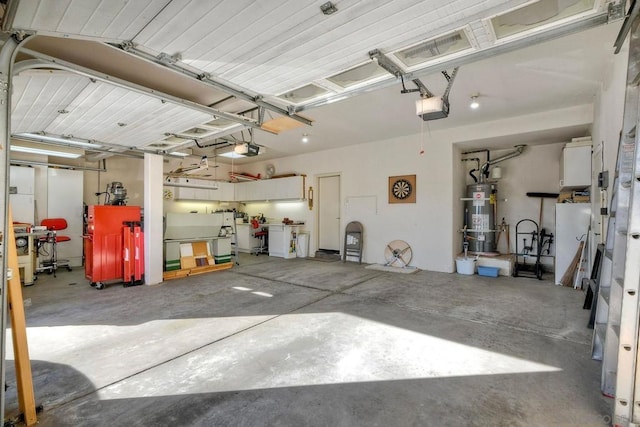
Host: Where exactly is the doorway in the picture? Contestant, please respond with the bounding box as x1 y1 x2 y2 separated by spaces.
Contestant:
317 174 341 254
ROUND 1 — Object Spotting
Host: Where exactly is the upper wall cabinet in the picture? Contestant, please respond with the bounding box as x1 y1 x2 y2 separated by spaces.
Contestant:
168 175 305 202
560 142 592 190
171 178 232 201
218 182 235 201
235 175 305 202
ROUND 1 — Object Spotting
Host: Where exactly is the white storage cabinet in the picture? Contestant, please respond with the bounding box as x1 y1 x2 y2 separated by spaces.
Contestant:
268 224 301 258
560 142 591 190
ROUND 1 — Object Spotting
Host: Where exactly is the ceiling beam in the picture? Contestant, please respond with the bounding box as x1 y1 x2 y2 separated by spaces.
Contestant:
114 42 313 127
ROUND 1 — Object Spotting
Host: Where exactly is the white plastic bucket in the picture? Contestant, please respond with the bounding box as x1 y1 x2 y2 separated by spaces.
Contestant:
456 257 476 275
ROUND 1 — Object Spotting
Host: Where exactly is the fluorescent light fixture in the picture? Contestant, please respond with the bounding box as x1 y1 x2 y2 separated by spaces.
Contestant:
218 151 246 159
169 148 192 157
13 132 102 149
10 145 81 159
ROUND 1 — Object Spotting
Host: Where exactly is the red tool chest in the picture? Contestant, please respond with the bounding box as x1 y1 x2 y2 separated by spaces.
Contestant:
84 205 143 289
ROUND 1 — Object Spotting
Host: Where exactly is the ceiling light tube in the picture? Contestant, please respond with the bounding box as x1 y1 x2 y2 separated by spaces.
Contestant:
13 132 103 148
10 145 82 158
218 151 246 159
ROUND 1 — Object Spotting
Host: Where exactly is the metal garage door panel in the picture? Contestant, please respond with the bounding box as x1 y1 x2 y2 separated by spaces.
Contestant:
127 0 494 95
11 71 91 133
44 82 211 148
8 0 169 41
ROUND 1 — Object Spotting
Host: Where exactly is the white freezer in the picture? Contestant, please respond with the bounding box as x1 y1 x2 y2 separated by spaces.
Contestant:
9 194 35 224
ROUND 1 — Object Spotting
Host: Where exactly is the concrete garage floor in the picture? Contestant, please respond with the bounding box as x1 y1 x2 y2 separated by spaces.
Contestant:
5 255 611 426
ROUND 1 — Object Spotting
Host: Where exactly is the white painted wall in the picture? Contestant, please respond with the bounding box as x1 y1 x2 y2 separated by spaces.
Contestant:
241 134 456 272
239 106 596 273
591 37 628 252
451 145 465 258
12 98 623 276
459 144 563 268
84 157 145 207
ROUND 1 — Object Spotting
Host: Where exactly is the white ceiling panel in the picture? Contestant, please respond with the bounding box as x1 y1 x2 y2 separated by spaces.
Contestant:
100 104 213 148
11 71 91 133
128 0 529 94
43 83 211 147
10 71 211 149
8 0 169 41
6 0 610 109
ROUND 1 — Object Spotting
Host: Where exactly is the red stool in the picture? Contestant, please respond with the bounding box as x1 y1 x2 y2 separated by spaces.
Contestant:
38 218 72 276
251 219 268 255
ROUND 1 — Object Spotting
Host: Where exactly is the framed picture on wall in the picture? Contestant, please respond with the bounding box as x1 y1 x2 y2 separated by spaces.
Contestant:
389 175 416 204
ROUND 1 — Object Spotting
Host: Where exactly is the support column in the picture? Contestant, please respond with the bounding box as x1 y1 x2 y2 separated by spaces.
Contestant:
144 153 163 285
0 34 29 422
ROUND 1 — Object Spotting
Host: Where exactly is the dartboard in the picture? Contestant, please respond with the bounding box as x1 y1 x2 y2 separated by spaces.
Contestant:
392 179 412 200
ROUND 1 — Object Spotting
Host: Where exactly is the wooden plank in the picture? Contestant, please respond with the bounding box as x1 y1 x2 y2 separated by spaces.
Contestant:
261 115 307 134
191 241 209 257
180 256 197 269
162 269 190 280
189 262 233 275
561 241 584 287
573 233 589 289
7 209 38 426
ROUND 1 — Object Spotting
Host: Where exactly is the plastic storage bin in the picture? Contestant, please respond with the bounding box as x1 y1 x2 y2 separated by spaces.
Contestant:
478 266 500 277
456 258 476 275
296 232 309 258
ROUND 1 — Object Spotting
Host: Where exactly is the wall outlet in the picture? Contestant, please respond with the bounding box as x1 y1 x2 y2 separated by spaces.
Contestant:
598 171 609 189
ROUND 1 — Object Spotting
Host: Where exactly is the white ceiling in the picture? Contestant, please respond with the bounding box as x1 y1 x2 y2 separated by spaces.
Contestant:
253 22 619 158
1 0 625 165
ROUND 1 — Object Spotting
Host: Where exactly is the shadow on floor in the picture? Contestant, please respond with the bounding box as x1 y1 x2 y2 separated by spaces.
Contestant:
6 255 606 426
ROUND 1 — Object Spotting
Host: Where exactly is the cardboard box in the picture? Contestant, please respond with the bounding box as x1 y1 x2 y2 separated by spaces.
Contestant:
558 191 573 202
192 241 210 257
572 195 590 203
180 256 197 269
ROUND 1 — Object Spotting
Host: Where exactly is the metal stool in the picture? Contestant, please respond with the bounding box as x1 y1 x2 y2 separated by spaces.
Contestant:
251 219 269 255
37 218 72 277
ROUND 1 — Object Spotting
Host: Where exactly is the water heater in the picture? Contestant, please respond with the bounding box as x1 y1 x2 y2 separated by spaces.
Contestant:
464 183 497 253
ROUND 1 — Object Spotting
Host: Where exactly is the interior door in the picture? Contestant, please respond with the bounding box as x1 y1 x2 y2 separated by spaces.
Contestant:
318 175 340 252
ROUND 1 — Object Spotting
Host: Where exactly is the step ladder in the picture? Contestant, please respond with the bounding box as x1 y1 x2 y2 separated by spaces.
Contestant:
591 32 640 425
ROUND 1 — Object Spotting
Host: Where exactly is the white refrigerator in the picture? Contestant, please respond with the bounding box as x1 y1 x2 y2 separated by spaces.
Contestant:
555 203 591 285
